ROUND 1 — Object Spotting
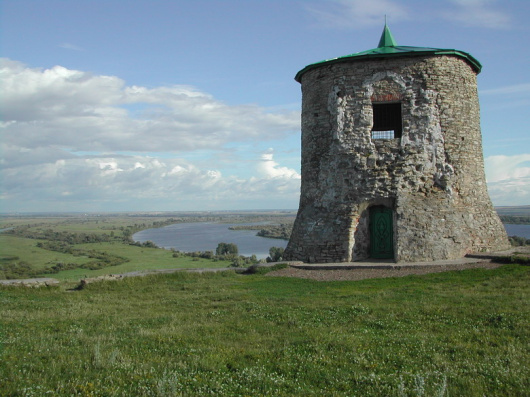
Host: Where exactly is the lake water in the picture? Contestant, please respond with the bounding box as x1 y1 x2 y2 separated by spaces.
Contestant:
504 224 530 239
133 222 288 259
133 222 530 259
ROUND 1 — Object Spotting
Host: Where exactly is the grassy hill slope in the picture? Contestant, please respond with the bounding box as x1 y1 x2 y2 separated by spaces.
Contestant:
1 264 528 396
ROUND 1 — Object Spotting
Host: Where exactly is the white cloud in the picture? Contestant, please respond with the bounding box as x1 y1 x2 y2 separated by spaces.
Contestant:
443 0 512 29
0 58 302 211
485 154 530 183
1 147 301 212
9 146 526 211
306 0 408 29
0 58 299 154
485 154 530 206
306 0 512 31
97 160 123 175
258 150 301 179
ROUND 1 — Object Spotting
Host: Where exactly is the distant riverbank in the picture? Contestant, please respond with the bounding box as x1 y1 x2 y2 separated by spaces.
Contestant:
133 222 288 259
133 222 528 258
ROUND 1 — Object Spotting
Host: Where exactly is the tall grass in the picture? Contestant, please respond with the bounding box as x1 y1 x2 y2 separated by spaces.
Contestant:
1 264 528 396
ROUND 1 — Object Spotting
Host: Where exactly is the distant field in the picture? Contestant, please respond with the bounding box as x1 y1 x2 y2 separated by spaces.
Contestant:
0 234 94 270
1 264 528 396
0 234 229 281
0 213 291 280
0 214 237 280
495 205 530 217
42 242 231 281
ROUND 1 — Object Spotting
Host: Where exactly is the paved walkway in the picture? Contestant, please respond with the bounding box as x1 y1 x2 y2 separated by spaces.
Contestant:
288 256 490 270
288 247 529 270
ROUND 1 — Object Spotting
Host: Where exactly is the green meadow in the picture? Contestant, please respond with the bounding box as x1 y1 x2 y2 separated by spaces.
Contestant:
0 215 239 280
1 264 528 396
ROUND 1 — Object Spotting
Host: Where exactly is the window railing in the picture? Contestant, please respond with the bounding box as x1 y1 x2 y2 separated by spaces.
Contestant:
371 130 395 140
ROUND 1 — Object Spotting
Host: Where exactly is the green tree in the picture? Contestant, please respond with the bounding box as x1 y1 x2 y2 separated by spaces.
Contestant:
216 243 238 256
267 247 285 262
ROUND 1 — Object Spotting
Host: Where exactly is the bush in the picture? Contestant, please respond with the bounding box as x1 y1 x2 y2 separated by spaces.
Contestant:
495 255 530 265
230 255 259 268
200 251 214 259
216 243 238 256
266 247 285 262
0 261 37 279
509 235 530 246
243 262 289 275
45 262 79 274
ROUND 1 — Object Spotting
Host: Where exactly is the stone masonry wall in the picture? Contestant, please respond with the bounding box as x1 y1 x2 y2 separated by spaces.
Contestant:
284 55 510 263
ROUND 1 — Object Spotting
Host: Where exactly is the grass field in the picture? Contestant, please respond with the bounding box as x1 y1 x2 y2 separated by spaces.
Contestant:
44 242 231 281
0 215 238 280
1 264 528 396
0 233 232 280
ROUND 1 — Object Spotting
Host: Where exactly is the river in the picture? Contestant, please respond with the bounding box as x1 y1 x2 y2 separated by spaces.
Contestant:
504 224 530 239
133 222 529 259
133 222 288 259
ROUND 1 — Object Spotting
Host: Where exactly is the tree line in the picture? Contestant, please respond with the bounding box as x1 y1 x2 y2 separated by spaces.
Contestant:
171 243 285 267
228 223 293 240
500 216 530 225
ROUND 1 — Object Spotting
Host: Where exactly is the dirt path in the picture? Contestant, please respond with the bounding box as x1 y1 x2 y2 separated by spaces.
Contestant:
4 246 528 286
266 261 505 281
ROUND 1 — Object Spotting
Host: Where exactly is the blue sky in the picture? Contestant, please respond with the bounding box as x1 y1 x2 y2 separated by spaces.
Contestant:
1 0 529 212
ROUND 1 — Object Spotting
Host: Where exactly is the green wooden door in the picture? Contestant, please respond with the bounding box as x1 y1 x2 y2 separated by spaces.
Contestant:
370 206 394 259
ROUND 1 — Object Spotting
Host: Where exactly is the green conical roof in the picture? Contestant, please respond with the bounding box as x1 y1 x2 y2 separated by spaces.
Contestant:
295 25 481 82
378 23 397 47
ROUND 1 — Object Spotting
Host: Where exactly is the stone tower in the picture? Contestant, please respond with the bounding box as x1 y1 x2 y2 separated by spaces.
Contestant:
284 25 509 263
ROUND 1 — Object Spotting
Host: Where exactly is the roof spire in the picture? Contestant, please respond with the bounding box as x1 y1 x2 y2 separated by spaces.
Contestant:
378 20 397 48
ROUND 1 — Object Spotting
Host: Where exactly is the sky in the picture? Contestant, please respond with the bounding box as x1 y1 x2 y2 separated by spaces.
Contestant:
1 0 529 212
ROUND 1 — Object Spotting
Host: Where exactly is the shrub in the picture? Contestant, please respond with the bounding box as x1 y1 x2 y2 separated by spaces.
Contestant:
216 242 238 256
243 262 288 275
230 255 259 268
266 247 285 262
0 261 37 279
509 235 530 246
